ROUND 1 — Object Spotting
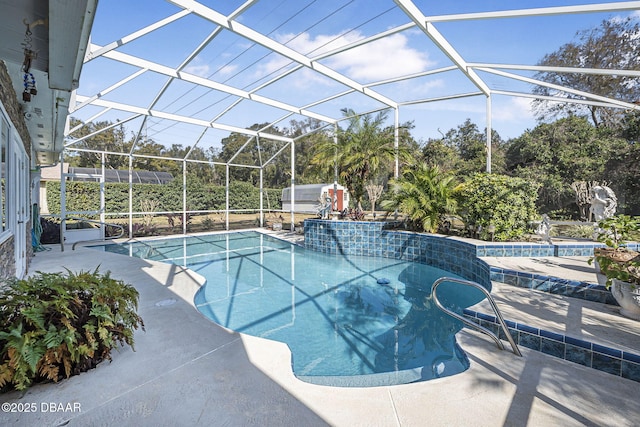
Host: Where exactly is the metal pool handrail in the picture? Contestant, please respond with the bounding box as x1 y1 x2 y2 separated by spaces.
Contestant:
66 217 125 250
431 277 522 357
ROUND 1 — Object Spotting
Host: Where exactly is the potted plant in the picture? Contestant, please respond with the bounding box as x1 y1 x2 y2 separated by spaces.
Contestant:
601 254 640 320
589 215 640 320
591 215 639 270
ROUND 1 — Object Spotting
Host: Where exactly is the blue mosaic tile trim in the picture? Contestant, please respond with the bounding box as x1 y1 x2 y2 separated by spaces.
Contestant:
475 243 608 257
475 244 555 257
477 242 636 257
489 266 617 305
472 241 638 258
463 309 640 383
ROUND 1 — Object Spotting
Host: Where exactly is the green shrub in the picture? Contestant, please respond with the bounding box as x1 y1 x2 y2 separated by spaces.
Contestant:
456 173 539 241
560 225 595 239
201 217 215 229
0 268 144 391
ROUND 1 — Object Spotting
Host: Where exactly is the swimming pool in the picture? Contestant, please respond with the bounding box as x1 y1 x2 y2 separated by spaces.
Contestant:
96 231 487 387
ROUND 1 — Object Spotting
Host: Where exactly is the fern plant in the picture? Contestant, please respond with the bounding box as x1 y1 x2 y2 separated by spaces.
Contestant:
382 164 458 233
0 268 144 391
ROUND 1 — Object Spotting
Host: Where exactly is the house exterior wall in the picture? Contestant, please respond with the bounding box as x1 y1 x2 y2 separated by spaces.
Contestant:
0 235 16 281
0 61 31 152
0 60 34 283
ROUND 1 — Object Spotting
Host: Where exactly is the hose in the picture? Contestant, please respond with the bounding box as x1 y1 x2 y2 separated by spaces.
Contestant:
31 204 48 252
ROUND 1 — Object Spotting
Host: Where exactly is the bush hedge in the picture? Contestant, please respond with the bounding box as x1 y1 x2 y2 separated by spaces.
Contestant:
455 173 539 241
45 180 282 216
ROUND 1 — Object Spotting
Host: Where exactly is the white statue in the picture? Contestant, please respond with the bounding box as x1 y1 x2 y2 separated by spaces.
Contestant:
536 214 553 244
317 196 332 219
588 185 617 222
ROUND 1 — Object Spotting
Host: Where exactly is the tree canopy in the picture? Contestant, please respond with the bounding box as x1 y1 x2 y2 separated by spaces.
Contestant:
533 17 640 129
422 119 506 176
505 116 630 215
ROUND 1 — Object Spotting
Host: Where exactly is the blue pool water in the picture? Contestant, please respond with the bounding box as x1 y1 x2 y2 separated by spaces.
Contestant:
95 231 487 386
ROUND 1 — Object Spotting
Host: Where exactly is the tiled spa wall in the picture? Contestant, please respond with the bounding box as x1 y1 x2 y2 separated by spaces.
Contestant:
304 219 640 260
303 220 490 288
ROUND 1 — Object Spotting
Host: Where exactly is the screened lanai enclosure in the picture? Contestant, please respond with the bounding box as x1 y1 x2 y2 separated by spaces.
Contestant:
53 0 640 242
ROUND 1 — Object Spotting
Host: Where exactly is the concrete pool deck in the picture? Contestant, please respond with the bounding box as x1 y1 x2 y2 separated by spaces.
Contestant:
1 232 639 426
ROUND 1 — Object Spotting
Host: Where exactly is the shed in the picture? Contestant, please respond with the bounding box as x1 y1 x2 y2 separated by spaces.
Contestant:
282 183 349 213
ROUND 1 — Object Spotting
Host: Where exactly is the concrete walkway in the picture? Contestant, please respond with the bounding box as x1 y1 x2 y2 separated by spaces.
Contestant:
1 237 639 427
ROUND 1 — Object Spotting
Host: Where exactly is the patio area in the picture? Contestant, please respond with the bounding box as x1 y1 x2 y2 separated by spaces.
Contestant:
2 231 639 427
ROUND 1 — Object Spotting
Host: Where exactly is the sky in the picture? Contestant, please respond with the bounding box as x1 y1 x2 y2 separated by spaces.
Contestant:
70 0 640 154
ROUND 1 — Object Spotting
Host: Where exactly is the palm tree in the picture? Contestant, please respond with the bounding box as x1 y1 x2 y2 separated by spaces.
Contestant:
382 164 458 233
311 108 410 209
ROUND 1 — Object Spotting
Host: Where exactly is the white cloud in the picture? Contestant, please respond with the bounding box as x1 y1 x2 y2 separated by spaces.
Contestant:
325 34 433 81
279 31 352 58
410 99 485 114
290 68 338 89
407 79 445 97
265 30 433 84
216 64 238 76
254 54 293 77
184 57 238 78
184 56 211 77
492 97 533 121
